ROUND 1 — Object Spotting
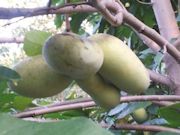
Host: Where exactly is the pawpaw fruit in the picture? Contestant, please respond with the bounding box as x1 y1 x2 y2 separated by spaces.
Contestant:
132 108 148 123
8 55 72 98
76 74 120 110
43 32 104 79
88 34 150 94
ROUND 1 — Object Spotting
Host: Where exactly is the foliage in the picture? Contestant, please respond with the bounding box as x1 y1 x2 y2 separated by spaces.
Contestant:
0 113 113 135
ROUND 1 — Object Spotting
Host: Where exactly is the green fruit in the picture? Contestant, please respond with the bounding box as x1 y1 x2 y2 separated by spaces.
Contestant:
43 33 104 79
89 34 150 94
132 108 148 123
76 74 120 110
8 55 72 98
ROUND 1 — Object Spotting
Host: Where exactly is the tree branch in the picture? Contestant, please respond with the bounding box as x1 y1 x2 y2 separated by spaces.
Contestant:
64 0 71 32
103 123 180 134
147 69 172 87
0 4 96 19
90 0 180 64
151 0 180 95
0 37 24 44
14 95 180 118
152 101 173 106
14 101 95 118
133 29 161 52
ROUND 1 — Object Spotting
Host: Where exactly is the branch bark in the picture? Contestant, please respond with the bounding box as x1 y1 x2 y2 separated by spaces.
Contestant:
0 37 24 44
14 95 180 118
151 0 180 95
103 124 180 134
0 4 96 19
148 69 172 87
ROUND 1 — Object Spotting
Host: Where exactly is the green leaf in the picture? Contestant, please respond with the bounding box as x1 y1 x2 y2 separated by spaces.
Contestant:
70 13 90 33
0 66 20 80
23 30 51 56
44 109 87 119
0 93 16 112
0 81 8 92
13 96 33 111
158 103 180 127
0 113 113 135
52 0 64 6
54 15 64 28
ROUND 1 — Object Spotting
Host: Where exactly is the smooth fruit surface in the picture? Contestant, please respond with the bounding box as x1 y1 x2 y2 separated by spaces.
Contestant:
76 74 120 110
89 34 150 94
43 33 103 79
132 108 148 123
8 55 72 98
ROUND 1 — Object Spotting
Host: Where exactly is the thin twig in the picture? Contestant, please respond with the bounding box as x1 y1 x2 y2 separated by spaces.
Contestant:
0 37 24 44
65 0 71 32
102 123 180 133
14 101 95 118
133 28 161 52
14 95 180 118
27 97 92 111
0 4 96 20
136 0 153 5
152 101 174 106
147 69 172 87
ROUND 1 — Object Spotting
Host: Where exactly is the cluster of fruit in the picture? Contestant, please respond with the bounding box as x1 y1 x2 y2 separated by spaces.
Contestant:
8 33 150 110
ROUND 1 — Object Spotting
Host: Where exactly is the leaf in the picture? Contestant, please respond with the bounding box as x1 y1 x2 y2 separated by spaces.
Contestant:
54 14 64 28
70 13 90 33
51 0 64 6
44 109 87 119
23 30 51 56
108 103 128 116
0 113 113 135
144 118 168 125
0 93 16 112
0 81 8 92
13 96 33 111
158 103 180 127
0 65 20 80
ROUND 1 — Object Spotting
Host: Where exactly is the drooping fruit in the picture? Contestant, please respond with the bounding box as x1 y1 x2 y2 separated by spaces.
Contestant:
132 108 148 123
8 55 72 98
89 34 150 94
76 74 120 110
43 33 104 79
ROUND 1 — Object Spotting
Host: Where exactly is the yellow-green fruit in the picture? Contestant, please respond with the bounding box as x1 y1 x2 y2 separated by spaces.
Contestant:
132 108 148 123
43 33 104 79
89 34 150 94
76 74 120 110
8 55 72 98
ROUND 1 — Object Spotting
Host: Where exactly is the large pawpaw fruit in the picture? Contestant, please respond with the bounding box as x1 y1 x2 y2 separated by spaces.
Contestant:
89 34 150 94
76 74 120 110
43 32 104 79
8 55 72 98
